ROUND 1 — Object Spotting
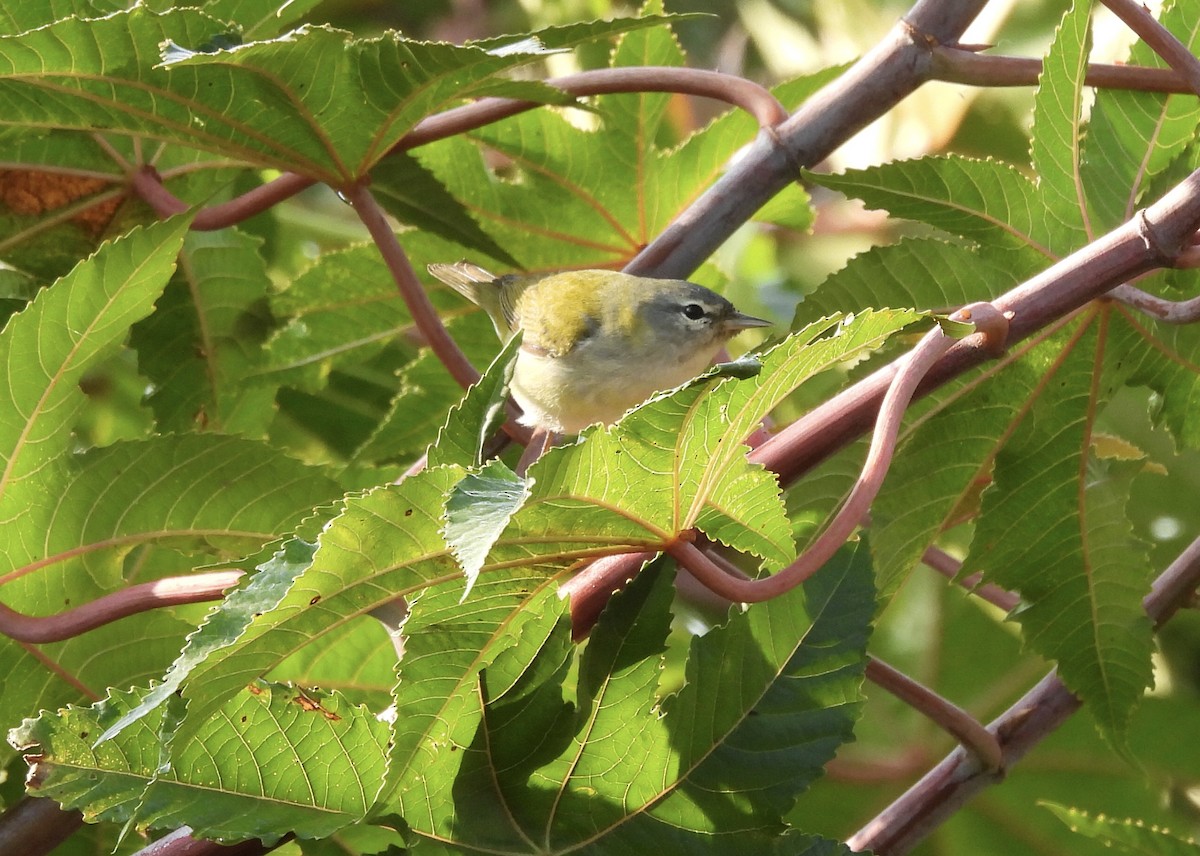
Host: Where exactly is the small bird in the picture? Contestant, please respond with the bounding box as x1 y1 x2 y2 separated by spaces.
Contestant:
428 262 770 433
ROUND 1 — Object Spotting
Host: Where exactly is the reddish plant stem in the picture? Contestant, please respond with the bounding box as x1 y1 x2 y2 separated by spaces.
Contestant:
0 571 243 644
865 657 1002 772
848 533 1200 855
131 49 1200 231
560 551 657 639
515 427 553 477
132 827 285 856
399 66 787 150
342 182 483 394
1099 0 1200 97
193 173 316 231
1109 283 1200 323
344 184 534 443
665 304 1008 603
0 798 82 856
921 544 1021 612
933 46 1198 92
130 166 191 217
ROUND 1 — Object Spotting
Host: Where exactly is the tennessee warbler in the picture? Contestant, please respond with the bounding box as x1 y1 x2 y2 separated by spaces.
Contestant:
428 262 769 433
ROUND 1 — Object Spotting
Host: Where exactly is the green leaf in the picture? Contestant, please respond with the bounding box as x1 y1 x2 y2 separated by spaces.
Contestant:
396 541 873 851
792 238 1018 329
442 458 530 598
380 556 572 821
0 216 189 508
0 1 132 36
131 228 275 435
808 156 1064 265
95 537 322 745
202 0 326 40
427 331 520 469
1123 319 1200 451
261 244 444 392
0 611 198 770
1029 0 1091 242
1043 803 1200 855
868 361 1021 596
11 681 388 843
354 311 502 464
0 9 675 182
1 434 339 594
112 468 465 748
1082 1 1200 232
370 154 520 269
961 319 1154 750
660 540 875 824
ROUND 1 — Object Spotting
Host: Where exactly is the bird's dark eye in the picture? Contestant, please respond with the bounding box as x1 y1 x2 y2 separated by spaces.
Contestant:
682 303 706 320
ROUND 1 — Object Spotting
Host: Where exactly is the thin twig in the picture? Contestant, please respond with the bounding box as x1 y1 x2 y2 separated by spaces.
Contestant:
921 544 1021 612
865 657 1003 772
1109 283 1200 323
933 46 1199 92
0 572 243 644
1099 0 1200 97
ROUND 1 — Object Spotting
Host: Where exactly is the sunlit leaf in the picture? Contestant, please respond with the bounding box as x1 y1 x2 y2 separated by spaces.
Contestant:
12 681 388 843
1043 803 1200 855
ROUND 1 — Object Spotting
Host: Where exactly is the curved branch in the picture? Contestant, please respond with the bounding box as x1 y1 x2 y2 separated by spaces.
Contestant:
399 66 787 150
752 174 1200 490
0 571 243 644
342 184 533 443
571 168 1200 634
669 303 1010 603
866 657 1003 772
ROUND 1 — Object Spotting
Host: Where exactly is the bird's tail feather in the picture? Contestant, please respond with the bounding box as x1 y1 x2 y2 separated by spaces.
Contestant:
427 261 496 304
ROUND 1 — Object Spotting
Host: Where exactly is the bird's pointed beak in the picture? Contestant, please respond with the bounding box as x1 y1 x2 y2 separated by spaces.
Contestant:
723 311 772 332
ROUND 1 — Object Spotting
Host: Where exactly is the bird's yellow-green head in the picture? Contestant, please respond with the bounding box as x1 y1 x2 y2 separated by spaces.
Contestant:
428 261 770 433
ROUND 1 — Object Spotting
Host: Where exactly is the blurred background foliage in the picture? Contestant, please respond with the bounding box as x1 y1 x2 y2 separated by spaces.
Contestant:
45 0 1200 853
